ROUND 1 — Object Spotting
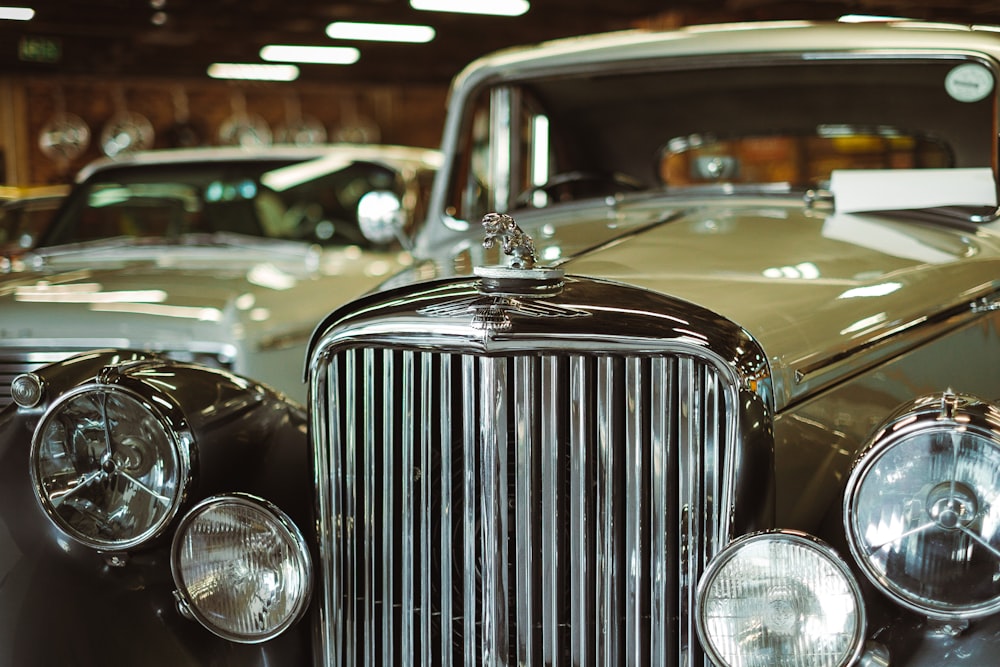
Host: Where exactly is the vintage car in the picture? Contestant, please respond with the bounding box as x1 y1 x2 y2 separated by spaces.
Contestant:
0 185 68 257
3 19 1000 667
0 144 441 406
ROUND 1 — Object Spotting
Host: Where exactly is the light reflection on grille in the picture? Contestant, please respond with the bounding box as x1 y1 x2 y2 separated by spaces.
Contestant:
315 347 734 666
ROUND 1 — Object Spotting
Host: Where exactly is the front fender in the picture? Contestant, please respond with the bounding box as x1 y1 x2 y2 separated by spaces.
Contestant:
0 350 314 666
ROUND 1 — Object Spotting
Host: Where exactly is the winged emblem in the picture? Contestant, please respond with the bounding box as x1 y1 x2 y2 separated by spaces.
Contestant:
418 295 589 330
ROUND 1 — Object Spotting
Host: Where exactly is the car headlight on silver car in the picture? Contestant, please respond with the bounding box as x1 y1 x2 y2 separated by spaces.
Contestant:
171 493 312 643
844 391 1000 620
30 384 191 550
696 530 866 667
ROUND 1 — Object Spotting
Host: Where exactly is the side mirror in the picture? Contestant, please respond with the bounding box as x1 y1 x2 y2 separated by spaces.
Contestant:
357 190 407 246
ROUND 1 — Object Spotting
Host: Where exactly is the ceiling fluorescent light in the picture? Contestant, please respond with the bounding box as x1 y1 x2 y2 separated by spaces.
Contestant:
326 21 435 43
260 45 359 65
207 63 299 81
410 0 529 17
0 6 35 20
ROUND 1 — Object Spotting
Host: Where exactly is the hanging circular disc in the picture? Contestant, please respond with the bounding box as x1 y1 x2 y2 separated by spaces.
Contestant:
38 112 91 162
100 111 154 158
218 113 272 147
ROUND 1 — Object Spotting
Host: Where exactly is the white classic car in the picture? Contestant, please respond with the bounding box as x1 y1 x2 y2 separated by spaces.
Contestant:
4 19 1000 667
0 144 441 405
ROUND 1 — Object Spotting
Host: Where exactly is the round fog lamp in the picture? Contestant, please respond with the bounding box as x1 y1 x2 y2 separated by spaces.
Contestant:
697 530 865 667
171 494 312 643
31 385 187 549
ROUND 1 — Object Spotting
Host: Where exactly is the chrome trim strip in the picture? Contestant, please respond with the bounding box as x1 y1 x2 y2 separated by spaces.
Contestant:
381 350 395 665
569 355 588 663
514 356 535 666
401 350 415 663
540 355 560 666
596 357 619 664
479 356 509 663
362 348 376 667
625 357 644 666
652 355 674 665
419 352 433 667
461 355 477 667
344 351 358 666
439 354 454 665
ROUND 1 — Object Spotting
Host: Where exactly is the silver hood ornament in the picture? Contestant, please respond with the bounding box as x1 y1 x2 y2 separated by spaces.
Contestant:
481 212 537 269
474 212 564 289
417 213 585 331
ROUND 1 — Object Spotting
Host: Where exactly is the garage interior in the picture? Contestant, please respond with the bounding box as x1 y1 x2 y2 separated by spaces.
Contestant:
0 0 995 186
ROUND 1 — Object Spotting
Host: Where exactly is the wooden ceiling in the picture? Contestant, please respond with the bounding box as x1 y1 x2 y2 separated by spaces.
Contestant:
4 0 1000 86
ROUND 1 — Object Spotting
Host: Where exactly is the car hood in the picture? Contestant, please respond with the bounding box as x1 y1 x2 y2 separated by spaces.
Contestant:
560 200 1000 405
408 197 1000 408
0 242 408 350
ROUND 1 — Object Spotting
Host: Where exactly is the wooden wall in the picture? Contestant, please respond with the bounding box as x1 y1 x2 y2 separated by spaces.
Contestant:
0 76 449 186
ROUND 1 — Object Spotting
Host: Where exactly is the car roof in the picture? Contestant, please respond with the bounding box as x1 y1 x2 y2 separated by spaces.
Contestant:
450 20 1000 93
75 143 443 183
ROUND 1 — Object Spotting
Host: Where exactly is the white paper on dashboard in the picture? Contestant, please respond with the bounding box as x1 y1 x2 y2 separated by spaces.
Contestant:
830 168 997 213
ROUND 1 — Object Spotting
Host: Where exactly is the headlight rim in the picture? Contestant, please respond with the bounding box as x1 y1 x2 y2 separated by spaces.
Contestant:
29 381 193 551
170 492 314 644
696 528 867 667
843 392 1000 621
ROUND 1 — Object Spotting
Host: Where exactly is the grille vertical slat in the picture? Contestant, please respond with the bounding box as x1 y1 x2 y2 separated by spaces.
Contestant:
513 357 535 667
650 356 673 667
461 356 478 667
596 357 619 665
625 357 645 666
569 355 590 664
439 354 455 666
317 347 734 666
479 357 510 664
419 352 434 667
382 350 396 665
401 350 416 664
540 356 560 666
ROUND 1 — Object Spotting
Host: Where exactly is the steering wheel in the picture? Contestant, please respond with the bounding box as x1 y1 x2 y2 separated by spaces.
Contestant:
515 170 643 207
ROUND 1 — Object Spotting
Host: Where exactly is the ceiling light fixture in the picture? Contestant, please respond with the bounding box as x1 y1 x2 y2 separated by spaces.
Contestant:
207 63 299 81
0 6 35 20
410 0 529 17
260 45 360 65
325 21 435 43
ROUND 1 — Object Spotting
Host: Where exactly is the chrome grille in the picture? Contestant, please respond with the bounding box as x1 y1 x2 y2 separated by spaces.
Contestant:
314 346 737 666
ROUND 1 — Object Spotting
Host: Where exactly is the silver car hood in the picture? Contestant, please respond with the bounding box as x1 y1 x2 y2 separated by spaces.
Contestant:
554 200 1000 405
0 241 407 350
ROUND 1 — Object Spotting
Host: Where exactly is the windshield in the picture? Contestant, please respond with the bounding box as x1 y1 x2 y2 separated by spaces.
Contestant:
41 157 406 249
447 56 997 221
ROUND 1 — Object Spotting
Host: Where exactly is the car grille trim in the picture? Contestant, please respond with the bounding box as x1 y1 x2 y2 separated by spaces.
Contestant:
315 344 736 666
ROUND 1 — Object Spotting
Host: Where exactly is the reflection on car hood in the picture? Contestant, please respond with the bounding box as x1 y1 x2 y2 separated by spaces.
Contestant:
0 243 408 348
554 199 1000 406
22 233 323 271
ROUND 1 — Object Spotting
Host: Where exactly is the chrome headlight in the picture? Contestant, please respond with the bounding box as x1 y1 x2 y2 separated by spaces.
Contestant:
697 530 865 667
844 392 1000 619
31 384 190 550
171 494 312 643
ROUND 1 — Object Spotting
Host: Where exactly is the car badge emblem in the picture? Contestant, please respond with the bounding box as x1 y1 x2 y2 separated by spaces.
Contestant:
417 212 588 330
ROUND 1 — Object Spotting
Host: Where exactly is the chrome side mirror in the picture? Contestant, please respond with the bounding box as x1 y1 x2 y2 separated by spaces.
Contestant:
357 190 406 245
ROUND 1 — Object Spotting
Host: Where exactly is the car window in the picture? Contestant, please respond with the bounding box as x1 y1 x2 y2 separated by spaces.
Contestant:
41 158 407 249
445 57 996 221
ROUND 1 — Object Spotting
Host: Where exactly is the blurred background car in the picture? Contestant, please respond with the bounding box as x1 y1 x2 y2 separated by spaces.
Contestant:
0 144 441 405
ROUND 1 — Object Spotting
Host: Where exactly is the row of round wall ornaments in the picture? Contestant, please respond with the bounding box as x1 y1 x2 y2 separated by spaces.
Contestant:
37 106 380 163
